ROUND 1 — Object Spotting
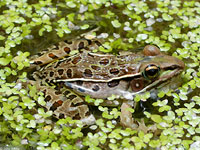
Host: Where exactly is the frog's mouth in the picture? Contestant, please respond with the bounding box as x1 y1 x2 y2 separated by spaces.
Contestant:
161 65 184 79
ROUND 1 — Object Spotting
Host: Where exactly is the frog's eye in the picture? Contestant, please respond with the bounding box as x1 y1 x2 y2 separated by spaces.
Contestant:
143 64 160 80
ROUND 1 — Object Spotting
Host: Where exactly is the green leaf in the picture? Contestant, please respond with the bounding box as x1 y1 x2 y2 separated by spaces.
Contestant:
81 24 89 30
0 55 12 66
162 13 173 21
151 115 163 123
111 20 121 28
67 1 76 8
0 35 5 40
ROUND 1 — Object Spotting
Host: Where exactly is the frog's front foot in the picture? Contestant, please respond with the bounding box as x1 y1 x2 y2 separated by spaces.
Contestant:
120 102 138 129
120 102 159 134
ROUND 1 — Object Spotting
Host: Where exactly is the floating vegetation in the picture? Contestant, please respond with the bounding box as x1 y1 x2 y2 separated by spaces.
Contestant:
0 0 200 149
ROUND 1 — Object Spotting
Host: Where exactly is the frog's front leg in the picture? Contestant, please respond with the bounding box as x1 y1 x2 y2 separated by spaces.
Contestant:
120 102 138 129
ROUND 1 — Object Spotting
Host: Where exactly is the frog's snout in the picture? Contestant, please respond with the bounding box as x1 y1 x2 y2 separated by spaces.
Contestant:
176 57 185 70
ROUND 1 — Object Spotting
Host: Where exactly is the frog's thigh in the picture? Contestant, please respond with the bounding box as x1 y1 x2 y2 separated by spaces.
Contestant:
30 39 94 66
120 102 138 129
44 88 96 125
26 80 96 125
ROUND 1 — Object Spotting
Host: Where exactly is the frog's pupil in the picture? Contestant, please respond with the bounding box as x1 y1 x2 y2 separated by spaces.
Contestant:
147 68 158 76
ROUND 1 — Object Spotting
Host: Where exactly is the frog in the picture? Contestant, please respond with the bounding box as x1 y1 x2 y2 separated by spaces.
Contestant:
26 38 185 129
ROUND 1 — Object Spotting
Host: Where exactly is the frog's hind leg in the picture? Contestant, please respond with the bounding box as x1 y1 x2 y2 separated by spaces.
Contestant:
30 39 102 67
39 85 96 125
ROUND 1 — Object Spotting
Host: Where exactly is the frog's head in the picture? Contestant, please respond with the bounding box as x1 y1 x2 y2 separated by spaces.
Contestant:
140 45 185 81
129 45 185 95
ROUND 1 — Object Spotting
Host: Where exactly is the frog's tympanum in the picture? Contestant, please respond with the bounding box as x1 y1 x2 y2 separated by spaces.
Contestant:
27 39 184 129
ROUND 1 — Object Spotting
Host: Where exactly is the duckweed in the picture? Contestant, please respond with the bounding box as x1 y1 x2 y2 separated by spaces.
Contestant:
0 0 200 149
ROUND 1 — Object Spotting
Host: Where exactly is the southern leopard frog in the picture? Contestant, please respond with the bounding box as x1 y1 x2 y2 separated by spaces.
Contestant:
29 38 184 129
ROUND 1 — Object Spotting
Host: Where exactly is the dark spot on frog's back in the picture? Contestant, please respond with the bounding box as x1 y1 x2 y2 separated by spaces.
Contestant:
107 80 119 87
78 42 84 50
72 56 81 64
50 100 63 111
84 69 93 77
63 90 70 96
99 59 109 65
92 85 100 92
64 47 71 54
68 94 77 100
66 69 72 78
45 79 49 82
49 71 54 77
87 39 92 45
48 53 58 59
45 95 51 101
73 114 81 120
58 69 64 75
55 91 62 95
59 113 65 119
110 68 120 75
91 65 101 71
